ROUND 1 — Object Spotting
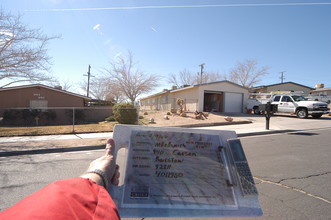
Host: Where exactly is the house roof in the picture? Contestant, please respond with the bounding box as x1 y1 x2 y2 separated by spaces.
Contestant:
170 85 195 93
311 87 331 92
252 81 314 90
0 84 91 100
196 80 249 90
140 80 247 100
170 80 248 93
139 89 170 100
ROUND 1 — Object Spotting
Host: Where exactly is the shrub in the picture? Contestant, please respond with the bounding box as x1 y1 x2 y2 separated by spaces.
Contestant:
22 109 41 120
45 110 57 120
113 103 138 124
3 110 21 121
2 109 57 126
65 109 85 124
105 115 116 122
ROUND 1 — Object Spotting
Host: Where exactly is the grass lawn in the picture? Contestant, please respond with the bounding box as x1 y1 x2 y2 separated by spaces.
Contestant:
0 122 117 137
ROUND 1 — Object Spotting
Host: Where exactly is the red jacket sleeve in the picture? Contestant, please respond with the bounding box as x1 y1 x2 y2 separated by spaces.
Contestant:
0 177 120 220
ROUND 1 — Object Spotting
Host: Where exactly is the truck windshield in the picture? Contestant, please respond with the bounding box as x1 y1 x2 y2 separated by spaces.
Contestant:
292 96 308 101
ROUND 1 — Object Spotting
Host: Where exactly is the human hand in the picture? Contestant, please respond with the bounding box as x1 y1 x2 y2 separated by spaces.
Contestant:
81 139 120 188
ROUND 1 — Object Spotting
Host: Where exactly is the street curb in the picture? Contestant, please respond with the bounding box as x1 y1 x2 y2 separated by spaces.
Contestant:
237 129 297 137
0 129 301 157
0 145 105 157
171 120 253 128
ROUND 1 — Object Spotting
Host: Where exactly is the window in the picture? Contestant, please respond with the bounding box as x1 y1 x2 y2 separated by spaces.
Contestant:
162 95 168 104
30 100 48 108
281 96 291 102
292 96 307 101
273 96 281 102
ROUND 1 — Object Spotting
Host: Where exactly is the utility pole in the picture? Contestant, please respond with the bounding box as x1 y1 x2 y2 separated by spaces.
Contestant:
84 65 94 97
279 71 286 83
199 63 205 85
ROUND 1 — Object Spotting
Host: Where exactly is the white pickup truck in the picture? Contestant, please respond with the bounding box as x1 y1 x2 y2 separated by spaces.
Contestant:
248 93 330 118
306 94 331 104
247 93 272 114
271 94 329 118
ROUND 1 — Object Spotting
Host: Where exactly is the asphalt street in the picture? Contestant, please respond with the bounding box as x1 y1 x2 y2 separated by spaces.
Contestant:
240 128 331 220
1 125 330 219
0 149 105 211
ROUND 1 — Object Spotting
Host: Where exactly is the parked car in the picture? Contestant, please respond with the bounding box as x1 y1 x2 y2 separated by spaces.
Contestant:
247 93 330 118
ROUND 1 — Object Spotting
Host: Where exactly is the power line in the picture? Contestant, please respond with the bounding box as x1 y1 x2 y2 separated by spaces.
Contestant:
83 65 94 97
198 63 205 85
28 3 331 12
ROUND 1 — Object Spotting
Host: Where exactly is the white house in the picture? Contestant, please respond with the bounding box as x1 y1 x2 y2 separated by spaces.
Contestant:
250 82 313 94
140 80 249 113
310 86 331 96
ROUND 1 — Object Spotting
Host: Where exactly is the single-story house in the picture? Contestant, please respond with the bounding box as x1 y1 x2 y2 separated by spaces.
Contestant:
0 84 111 125
0 84 90 108
250 82 313 94
310 86 331 96
140 80 249 113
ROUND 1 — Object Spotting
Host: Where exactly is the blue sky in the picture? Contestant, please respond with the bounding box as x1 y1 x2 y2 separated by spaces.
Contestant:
1 0 331 95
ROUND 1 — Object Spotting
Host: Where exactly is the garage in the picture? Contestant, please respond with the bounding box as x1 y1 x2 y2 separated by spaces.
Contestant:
223 92 243 113
203 91 223 112
140 80 249 113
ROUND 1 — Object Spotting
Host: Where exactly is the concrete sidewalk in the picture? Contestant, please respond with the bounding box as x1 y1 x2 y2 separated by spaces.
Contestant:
1 114 330 157
0 132 113 144
0 116 277 145
0 114 283 143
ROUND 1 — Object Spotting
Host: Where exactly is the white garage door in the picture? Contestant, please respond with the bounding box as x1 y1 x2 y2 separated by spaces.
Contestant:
224 93 243 113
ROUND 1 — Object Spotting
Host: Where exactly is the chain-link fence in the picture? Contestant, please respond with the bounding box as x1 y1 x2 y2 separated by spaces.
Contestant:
0 107 113 127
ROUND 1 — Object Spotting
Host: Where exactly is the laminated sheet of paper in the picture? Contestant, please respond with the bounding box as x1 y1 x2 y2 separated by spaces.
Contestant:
111 124 262 218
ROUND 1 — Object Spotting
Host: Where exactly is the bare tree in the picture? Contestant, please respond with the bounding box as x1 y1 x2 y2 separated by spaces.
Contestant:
80 77 124 103
0 9 59 88
104 51 160 104
59 79 73 91
105 81 126 104
168 69 226 87
229 59 269 88
50 78 73 91
203 71 226 83
168 69 197 87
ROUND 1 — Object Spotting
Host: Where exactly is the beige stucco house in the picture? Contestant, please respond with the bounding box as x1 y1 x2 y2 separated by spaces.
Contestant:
310 87 331 96
140 80 249 113
250 82 313 94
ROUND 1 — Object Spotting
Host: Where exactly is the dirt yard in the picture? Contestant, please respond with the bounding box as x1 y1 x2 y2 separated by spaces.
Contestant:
139 110 249 127
1 111 250 152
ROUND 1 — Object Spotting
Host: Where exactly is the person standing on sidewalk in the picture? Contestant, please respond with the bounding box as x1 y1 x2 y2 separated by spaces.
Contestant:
0 139 121 220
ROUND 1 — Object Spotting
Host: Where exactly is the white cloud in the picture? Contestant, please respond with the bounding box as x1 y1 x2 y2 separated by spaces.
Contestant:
151 27 158 33
114 52 122 59
104 38 112 45
0 31 14 46
0 31 14 37
93 24 101 31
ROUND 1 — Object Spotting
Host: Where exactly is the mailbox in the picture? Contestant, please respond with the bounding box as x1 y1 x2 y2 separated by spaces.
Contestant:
259 102 277 130
259 102 278 113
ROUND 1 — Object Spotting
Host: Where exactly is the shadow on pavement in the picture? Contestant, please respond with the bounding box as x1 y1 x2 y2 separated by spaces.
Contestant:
0 145 104 158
